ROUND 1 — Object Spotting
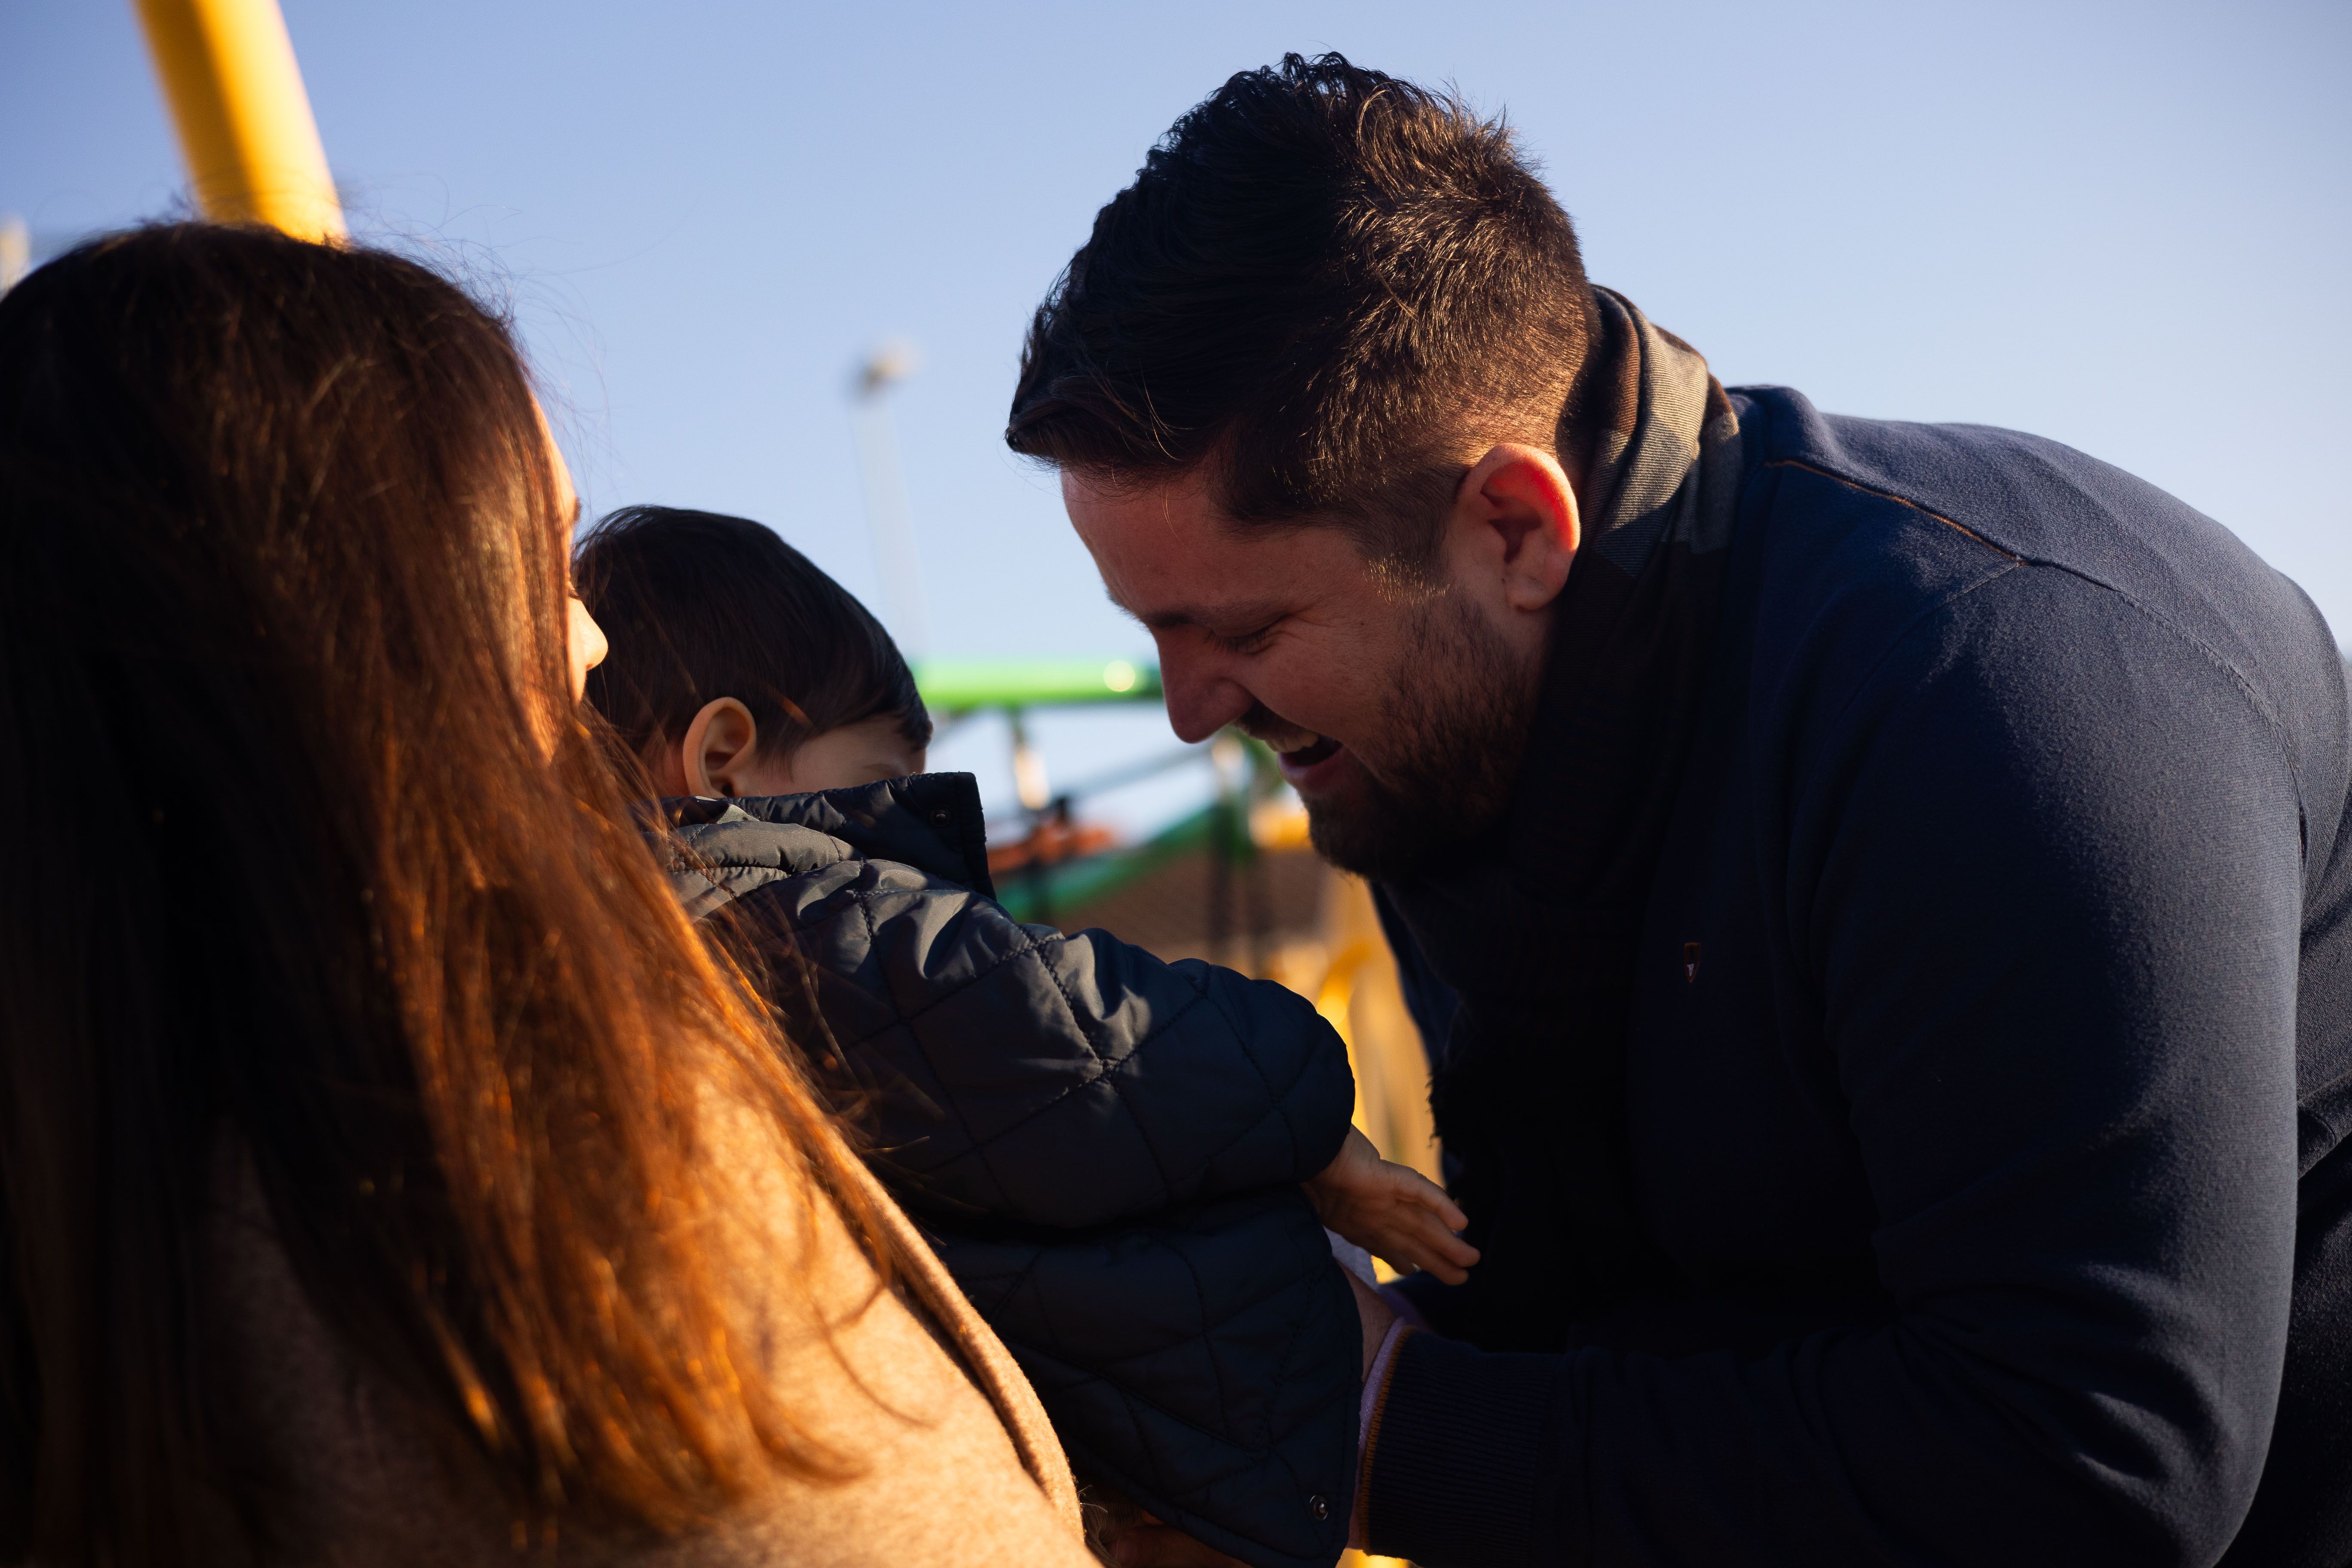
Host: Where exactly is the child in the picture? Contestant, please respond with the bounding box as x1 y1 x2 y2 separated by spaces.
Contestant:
577 506 1473 1568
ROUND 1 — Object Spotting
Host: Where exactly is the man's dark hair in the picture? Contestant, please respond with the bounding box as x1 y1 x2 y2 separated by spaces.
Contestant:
1005 52 1601 562
575 506 931 762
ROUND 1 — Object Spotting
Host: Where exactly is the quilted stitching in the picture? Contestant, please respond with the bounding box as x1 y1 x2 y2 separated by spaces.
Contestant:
716 854 1351 1228
930 1191 1358 1568
671 801 1360 1568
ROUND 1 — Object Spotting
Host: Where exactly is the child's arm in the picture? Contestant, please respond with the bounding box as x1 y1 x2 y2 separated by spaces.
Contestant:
724 850 1359 1229
1306 1126 1480 1285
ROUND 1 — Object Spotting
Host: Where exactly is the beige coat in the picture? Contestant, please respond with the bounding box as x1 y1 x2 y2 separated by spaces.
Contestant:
199 1116 1096 1568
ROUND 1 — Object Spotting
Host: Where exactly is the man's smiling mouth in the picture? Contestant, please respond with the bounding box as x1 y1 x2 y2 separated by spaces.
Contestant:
1274 733 1347 790
1281 735 1340 769
1236 704 1346 788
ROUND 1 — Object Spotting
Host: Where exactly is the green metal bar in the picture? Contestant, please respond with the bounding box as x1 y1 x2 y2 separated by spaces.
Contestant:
986 729 1286 924
915 656 1161 714
995 799 1218 923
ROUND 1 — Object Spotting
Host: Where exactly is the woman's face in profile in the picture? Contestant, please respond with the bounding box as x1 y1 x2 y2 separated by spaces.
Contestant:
566 591 607 702
541 411 609 701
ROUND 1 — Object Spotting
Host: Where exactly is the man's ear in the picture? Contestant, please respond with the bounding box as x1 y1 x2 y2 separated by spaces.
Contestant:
679 697 762 798
1450 443 1581 614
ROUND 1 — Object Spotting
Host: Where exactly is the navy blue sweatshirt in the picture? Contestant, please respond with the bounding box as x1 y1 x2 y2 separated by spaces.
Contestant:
1365 387 2352 1567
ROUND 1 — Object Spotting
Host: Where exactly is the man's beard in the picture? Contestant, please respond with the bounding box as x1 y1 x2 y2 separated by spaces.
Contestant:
1292 594 1539 884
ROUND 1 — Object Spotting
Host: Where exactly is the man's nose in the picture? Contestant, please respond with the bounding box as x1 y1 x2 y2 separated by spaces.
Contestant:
1155 641 1253 745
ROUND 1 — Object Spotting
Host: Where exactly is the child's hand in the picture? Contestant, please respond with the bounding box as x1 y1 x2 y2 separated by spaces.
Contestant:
1305 1127 1479 1286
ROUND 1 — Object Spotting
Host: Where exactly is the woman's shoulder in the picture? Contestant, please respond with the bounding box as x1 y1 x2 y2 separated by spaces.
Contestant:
201 1127 1094 1568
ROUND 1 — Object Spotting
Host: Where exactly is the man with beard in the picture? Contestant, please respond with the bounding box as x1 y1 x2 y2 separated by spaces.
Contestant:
1006 52 2352 1568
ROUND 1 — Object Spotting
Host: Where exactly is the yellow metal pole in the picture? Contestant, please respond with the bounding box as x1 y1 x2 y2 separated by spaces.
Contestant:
131 0 344 241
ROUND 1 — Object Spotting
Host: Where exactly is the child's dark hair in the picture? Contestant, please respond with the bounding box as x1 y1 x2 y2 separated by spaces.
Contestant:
575 505 931 763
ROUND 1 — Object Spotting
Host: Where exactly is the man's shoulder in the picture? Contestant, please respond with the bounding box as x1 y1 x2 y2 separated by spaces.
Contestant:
1738 384 2228 569
1730 386 2340 738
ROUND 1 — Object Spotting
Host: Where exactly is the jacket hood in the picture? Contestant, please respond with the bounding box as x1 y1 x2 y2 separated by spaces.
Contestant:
655 772 996 918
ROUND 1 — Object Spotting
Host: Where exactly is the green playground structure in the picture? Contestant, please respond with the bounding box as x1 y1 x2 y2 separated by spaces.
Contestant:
911 655 1163 714
910 655 1286 933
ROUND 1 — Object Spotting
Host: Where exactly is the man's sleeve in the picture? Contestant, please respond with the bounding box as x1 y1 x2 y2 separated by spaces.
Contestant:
1362 569 2306 1566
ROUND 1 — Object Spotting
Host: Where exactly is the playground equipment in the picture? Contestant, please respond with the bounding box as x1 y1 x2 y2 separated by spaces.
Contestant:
132 0 343 241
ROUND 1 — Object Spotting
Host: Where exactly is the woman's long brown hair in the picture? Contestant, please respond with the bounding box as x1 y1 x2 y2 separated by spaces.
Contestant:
0 225 902 1564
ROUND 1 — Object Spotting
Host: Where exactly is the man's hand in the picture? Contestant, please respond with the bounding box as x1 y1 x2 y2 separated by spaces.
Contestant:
1308 1127 1480 1284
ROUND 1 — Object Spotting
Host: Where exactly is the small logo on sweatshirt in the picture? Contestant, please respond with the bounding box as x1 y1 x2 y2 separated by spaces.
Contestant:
1684 941 1701 983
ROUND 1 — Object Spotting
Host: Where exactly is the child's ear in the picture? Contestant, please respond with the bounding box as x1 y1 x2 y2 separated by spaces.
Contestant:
680 697 761 798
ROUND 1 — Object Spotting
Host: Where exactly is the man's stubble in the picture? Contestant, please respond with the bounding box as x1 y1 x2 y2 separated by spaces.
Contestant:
1303 590 1538 884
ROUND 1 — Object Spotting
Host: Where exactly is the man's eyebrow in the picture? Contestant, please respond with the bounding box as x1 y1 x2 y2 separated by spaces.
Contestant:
1115 594 1293 633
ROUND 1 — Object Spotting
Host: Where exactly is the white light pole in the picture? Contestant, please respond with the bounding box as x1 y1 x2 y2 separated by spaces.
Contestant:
0 216 31 297
849 339 932 657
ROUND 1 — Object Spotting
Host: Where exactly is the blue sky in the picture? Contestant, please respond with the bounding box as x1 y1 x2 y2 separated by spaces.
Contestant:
7 0 2347 831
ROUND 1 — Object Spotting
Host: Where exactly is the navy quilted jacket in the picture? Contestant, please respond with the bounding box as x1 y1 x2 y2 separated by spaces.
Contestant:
656 778 1362 1568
